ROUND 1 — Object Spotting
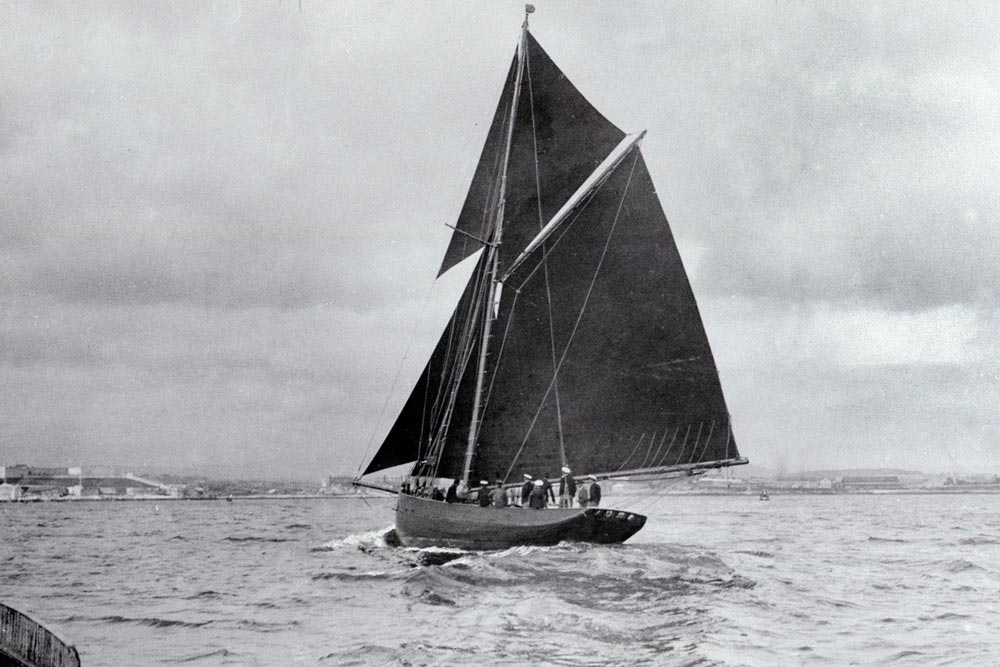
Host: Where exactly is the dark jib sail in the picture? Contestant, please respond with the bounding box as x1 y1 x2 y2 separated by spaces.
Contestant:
361 26 744 497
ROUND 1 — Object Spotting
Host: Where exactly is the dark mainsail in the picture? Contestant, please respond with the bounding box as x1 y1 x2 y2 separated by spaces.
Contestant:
361 28 743 485
453 151 738 482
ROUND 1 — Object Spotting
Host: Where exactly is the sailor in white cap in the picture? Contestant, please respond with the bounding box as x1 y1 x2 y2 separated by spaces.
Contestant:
520 473 534 507
477 480 492 507
559 466 576 508
528 478 547 509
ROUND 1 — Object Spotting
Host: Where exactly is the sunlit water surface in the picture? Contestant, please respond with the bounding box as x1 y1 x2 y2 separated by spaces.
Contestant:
2 493 998 666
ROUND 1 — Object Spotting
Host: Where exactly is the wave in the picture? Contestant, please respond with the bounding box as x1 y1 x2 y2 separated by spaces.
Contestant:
63 614 215 629
167 648 234 663
221 536 293 543
234 618 300 632
312 570 390 581
919 612 973 622
185 590 225 600
867 536 909 543
393 542 754 611
886 650 927 661
312 526 398 552
944 559 984 573
734 549 774 558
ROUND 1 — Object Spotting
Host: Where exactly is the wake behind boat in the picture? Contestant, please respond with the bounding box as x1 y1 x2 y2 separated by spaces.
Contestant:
354 8 747 549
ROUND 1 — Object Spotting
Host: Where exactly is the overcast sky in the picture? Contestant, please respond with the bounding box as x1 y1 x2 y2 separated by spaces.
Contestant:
2 1 998 480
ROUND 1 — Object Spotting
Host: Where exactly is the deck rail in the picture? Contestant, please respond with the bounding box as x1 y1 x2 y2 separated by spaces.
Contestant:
0 603 80 667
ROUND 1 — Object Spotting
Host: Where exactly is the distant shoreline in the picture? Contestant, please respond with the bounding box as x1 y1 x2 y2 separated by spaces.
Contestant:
4 487 1000 504
0 493 384 503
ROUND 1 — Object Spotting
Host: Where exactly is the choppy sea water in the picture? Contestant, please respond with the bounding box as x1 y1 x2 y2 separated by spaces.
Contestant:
2 493 998 666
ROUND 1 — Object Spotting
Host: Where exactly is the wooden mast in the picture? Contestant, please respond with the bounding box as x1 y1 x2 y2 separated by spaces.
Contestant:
461 13 530 484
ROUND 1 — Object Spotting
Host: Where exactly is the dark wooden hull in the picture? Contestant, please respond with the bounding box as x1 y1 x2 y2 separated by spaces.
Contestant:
395 493 646 550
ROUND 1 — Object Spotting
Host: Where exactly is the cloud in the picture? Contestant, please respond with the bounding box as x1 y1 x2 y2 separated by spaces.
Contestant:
594 2 1000 313
2 2 998 477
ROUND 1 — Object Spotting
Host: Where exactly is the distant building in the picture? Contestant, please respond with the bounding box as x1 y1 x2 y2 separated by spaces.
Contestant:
840 475 902 491
0 483 21 502
1 464 170 499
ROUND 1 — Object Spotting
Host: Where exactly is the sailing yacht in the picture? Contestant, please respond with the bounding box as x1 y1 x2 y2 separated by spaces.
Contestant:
354 10 747 549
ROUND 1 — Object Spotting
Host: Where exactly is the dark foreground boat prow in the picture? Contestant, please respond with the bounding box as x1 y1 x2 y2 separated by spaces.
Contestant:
1 603 80 667
395 493 645 550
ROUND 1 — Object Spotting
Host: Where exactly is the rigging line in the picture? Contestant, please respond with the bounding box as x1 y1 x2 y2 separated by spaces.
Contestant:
427 79 512 429
637 430 659 470
426 253 492 430
647 430 669 470
475 168 607 433
613 432 647 473
423 273 479 453
479 288 520 421
356 261 448 477
429 104 510 428
672 424 692 468
425 258 494 477
510 185 601 292
695 419 717 465
416 364 431 464
619 487 661 515
686 422 705 466
432 272 496 476
726 415 733 459
525 39 567 466
653 426 681 468
503 150 642 479
461 28 528 484
451 69 515 271
645 493 677 515
420 259 493 457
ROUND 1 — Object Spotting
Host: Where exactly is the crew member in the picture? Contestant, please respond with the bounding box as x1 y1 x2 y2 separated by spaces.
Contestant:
577 478 590 507
520 474 534 507
492 480 507 508
558 466 576 508
477 480 492 507
588 474 602 507
445 479 459 503
528 479 547 509
542 472 555 506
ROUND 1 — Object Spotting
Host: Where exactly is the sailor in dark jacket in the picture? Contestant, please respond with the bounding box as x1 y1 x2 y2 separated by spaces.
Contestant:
445 479 459 503
542 473 555 505
477 480 492 507
520 474 533 507
588 474 602 507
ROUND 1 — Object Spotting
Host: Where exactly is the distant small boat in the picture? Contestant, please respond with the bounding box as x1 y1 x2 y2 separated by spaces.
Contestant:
759 490 770 501
226 494 233 502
